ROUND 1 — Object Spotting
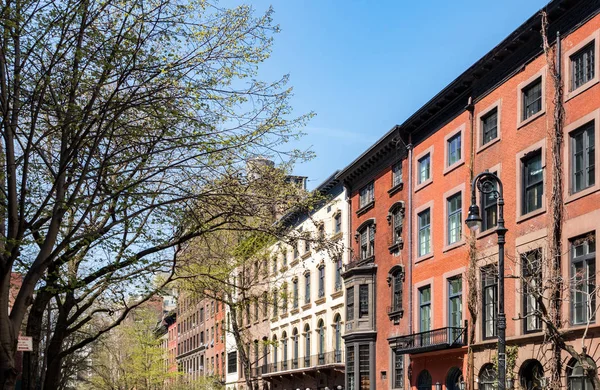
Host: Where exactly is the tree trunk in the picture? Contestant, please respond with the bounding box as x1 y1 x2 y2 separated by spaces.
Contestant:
22 289 53 390
42 295 75 390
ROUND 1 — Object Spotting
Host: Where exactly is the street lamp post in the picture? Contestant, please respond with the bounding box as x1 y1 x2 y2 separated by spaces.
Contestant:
465 171 507 390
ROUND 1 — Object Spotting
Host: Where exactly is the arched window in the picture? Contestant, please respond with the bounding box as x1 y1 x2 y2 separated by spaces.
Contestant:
292 328 299 368
333 314 342 363
388 201 405 249
317 319 325 364
388 265 405 316
304 324 311 366
417 370 432 390
355 219 375 260
445 366 463 390
519 359 544 390
281 331 288 370
568 357 595 390
272 336 278 367
479 364 496 390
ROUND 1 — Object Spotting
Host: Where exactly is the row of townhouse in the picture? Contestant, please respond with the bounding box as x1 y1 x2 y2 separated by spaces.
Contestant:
169 0 600 389
337 0 600 389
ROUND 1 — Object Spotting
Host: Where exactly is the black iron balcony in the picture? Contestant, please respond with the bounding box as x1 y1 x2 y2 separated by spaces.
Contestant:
388 327 466 354
261 350 344 376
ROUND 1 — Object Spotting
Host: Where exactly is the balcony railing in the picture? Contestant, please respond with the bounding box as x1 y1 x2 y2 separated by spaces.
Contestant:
261 350 344 375
388 327 466 354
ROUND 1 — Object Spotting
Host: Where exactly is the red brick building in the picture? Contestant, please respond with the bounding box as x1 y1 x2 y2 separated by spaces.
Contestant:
338 133 410 389
338 0 600 389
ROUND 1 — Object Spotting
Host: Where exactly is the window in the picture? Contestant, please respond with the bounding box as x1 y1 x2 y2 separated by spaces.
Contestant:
359 284 369 318
281 283 288 313
347 287 354 321
293 278 299 308
393 351 404 389
479 364 496 390
335 257 343 292
304 272 311 304
359 224 375 260
263 292 268 318
418 209 431 256
570 42 595 91
522 77 542 120
282 332 288 369
334 315 342 362
419 286 431 333
447 193 462 245
292 328 299 368
392 162 403 187
482 267 498 339
293 243 299 259
304 238 310 253
227 351 237 373
347 347 355 390
304 325 311 366
571 122 595 193
448 277 462 340
272 289 278 316
447 133 461 166
391 271 403 313
390 206 403 246
359 182 374 208
359 345 370 390
334 213 342 234
522 250 542 333
272 258 277 274
481 176 498 231
318 265 325 298
272 337 278 366
418 154 431 184
571 234 596 325
568 357 595 390
522 151 543 214
254 299 259 321
318 320 325 363
481 108 498 145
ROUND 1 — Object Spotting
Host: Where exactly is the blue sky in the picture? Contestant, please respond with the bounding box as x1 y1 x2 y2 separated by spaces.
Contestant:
249 1 549 189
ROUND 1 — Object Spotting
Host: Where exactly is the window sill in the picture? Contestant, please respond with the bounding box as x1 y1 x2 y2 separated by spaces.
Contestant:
301 251 312 260
330 290 343 299
270 317 279 323
565 79 599 102
388 182 404 196
516 206 546 224
388 241 404 253
356 201 375 216
565 185 600 204
476 227 499 240
414 178 432 193
315 297 326 305
301 303 312 311
387 309 404 323
279 313 288 319
330 232 343 241
476 136 501 154
280 265 289 273
443 160 465 176
414 252 434 264
442 240 465 253
290 259 299 267
517 109 545 129
290 308 299 315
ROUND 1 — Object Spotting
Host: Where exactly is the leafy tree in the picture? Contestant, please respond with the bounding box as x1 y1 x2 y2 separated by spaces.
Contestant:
0 0 312 388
